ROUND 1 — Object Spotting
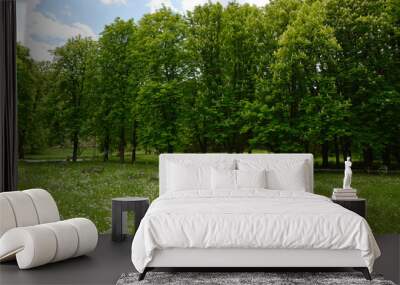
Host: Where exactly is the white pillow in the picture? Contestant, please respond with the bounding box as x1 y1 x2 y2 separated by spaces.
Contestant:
211 168 236 190
167 162 210 191
167 159 236 192
236 169 267 189
237 159 308 191
211 169 267 190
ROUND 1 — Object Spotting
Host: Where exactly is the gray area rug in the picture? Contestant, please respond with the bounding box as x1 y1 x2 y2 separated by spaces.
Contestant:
116 272 396 285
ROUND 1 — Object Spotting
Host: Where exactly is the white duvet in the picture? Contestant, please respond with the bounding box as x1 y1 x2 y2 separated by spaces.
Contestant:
131 190 380 273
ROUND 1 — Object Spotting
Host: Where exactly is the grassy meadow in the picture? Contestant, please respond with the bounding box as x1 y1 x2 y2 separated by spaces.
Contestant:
18 149 400 234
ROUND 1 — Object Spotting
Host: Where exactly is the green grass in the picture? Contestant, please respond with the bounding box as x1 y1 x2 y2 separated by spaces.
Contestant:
18 153 400 234
314 171 400 234
18 154 160 234
23 147 98 160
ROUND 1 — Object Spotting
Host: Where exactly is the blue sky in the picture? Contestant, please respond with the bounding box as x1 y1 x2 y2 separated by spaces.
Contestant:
17 0 269 61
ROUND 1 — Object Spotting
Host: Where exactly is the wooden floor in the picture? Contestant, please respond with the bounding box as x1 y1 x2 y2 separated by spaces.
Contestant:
0 234 399 285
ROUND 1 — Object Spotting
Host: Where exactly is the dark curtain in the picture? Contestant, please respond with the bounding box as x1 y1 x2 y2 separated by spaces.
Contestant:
0 0 17 192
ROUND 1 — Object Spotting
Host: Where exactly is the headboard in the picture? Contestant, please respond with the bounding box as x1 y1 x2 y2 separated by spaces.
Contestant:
159 153 314 195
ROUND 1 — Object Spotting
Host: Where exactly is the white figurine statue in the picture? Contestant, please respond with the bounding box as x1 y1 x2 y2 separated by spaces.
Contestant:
343 156 352 189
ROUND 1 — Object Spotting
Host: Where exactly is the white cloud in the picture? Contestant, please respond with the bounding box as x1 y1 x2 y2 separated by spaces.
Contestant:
26 37 58 63
29 11 96 41
17 0 42 44
62 5 72 17
179 0 269 12
180 0 208 12
26 12 97 61
100 0 128 5
238 0 269 7
17 0 97 61
147 0 177 13
151 0 225 14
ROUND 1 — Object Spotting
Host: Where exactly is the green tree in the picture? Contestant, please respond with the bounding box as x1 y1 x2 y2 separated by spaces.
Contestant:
17 0 400 169
134 7 187 153
95 18 137 162
183 3 224 152
242 0 303 152
326 0 400 168
244 0 349 168
16 44 49 158
184 3 262 152
219 3 261 152
273 0 346 167
52 36 97 162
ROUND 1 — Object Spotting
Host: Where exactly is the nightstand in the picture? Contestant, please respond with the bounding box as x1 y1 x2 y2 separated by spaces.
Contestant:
332 198 366 218
112 197 150 242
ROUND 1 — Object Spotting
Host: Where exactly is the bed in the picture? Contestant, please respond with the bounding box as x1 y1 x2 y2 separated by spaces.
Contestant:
131 154 380 280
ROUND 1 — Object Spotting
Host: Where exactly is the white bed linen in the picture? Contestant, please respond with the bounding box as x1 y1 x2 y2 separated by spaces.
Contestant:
131 190 380 273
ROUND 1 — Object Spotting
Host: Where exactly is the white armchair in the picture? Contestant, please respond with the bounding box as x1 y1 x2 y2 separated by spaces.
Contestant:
0 189 98 269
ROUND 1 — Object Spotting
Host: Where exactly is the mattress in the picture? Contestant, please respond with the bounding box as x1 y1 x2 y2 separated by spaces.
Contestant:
131 190 380 273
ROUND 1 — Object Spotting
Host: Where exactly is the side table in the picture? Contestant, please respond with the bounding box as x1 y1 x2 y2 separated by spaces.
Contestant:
332 198 366 218
112 197 149 242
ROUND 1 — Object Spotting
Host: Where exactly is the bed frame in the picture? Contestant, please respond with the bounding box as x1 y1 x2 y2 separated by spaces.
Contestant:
139 154 371 281
141 248 370 280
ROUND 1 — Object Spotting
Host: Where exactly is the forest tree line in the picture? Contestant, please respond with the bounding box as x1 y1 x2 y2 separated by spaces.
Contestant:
17 0 400 169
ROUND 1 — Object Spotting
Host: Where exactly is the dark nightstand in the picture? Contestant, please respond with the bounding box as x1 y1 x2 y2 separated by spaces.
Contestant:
332 198 366 218
112 197 149 242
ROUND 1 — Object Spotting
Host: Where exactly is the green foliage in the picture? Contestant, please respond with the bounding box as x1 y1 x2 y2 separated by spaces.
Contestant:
325 0 400 165
16 44 50 157
137 80 182 152
133 8 188 153
17 0 400 168
241 0 304 152
183 2 224 152
183 3 265 152
268 0 346 150
94 18 137 162
51 36 97 161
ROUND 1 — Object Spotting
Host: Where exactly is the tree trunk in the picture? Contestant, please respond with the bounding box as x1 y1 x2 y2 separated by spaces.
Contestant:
382 145 391 167
167 142 173 153
321 141 329 168
363 146 373 170
198 137 208 153
131 121 137 163
119 128 125 163
72 131 79 162
18 132 25 159
304 141 309 153
394 144 400 166
103 134 110 162
234 135 240 153
334 135 340 168
235 134 247 153
341 137 351 161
